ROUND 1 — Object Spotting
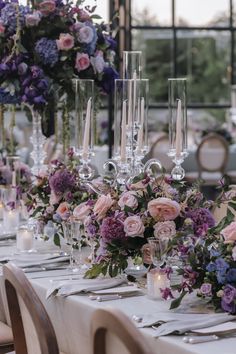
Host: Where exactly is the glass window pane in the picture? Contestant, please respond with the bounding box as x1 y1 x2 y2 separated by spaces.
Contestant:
131 0 172 26
176 0 229 27
176 30 231 104
132 30 173 104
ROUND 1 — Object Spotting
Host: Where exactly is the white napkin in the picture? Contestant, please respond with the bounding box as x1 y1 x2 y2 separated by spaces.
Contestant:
46 277 128 299
150 313 236 336
10 254 69 268
92 284 143 296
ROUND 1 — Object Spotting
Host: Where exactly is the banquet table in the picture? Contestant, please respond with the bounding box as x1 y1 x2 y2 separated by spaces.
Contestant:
0 243 235 354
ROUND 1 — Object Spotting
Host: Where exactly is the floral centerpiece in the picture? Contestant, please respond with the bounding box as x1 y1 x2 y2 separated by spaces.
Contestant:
167 181 236 314
0 0 118 113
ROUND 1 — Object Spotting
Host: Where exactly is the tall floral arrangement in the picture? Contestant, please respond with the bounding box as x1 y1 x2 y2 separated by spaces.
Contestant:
0 0 118 112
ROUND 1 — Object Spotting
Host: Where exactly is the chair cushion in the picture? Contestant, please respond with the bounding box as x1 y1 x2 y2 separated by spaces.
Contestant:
0 322 13 345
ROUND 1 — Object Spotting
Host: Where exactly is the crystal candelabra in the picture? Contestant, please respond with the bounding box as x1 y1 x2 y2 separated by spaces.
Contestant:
168 78 188 180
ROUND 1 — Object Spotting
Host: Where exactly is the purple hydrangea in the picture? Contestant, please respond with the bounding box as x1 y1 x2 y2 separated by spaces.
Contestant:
221 284 236 314
35 38 59 67
99 66 119 94
100 216 125 244
0 3 30 34
187 208 215 236
49 169 75 195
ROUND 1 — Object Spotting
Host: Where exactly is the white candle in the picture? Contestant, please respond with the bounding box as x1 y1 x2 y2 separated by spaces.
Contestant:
147 269 169 299
82 97 92 160
3 209 19 233
231 86 236 108
17 227 34 251
137 97 145 152
0 203 3 220
12 171 16 187
133 70 137 125
120 100 127 163
127 80 132 128
175 99 182 159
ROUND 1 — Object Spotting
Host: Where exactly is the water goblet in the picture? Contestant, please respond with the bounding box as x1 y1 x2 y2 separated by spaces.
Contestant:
148 237 170 268
62 219 83 273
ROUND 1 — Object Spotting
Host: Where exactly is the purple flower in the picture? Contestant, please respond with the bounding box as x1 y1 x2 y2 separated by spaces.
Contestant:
200 283 212 296
35 38 59 67
215 258 229 272
100 216 125 244
226 269 236 283
160 287 174 300
99 66 119 93
1 3 30 34
221 284 236 314
187 208 215 236
49 169 75 195
206 262 216 272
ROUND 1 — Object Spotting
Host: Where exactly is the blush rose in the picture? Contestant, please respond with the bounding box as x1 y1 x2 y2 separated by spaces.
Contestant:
221 222 236 243
93 194 113 220
123 216 145 237
148 197 181 221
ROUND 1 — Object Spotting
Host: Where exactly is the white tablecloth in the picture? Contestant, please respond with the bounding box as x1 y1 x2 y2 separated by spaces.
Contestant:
0 244 235 354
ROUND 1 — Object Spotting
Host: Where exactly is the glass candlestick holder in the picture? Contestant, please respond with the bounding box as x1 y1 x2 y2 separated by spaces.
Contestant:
123 51 142 79
168 78 188 180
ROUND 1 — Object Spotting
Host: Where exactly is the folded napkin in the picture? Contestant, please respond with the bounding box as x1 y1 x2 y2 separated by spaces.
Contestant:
11 254 69 268
92 284 144 296
151 313 236 336
46 277 128 299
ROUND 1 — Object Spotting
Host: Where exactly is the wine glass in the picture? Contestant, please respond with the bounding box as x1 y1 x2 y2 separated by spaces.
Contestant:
148 237 169 268
62 219 83 273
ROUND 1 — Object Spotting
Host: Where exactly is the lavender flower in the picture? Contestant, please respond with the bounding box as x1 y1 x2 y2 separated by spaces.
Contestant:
187 208 215 236
1 3 30 34
100 216 125 244
49 169 75 195
99 66 119 93
221 284 236 314
35 38 59 67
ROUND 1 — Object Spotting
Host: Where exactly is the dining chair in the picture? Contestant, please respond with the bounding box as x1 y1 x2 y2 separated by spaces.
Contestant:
2 263 66 354
185 132 229 185
91 308 154 354
0 322 14 354
147 133 174 173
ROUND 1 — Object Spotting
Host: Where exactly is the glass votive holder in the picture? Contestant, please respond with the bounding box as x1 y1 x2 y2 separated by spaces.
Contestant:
3 208 20 233
17 225 34 252
0 202 3 220
147 268 170 300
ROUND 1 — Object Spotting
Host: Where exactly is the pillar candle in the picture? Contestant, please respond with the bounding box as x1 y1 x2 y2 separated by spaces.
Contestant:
231 86 236 108
120 100 127 163
0 203 3 220
175 99 182 159
82 97 92 160
12 171 16 187
3 208 19 233
132 70 137 125
147 269 169 299
17 227 34 251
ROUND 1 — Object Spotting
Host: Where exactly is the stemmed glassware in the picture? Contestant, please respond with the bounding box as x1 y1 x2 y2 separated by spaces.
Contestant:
168 78 188 180
62 219 83 273
148 237 169 268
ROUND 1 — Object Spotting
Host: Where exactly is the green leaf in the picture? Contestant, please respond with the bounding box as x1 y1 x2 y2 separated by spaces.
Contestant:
54 233 61 247
169 291 187 310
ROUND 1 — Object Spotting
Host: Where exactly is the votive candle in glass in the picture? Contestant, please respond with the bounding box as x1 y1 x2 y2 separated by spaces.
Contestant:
3 208 19 233
147 268 170 300
17 225 34 252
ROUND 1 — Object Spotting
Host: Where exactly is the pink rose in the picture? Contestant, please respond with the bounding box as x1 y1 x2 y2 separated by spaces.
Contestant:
56 33 74 51
232 246 236 261
56 202 70 220
39 0 56 16
75 52 90 72
123 216 145 237
73 202 91 221
153 221 176 238
25 11 41 27
94 194 113 220
221 221 236 243
118 191 138 210
0 21 5 33
148 197 180 221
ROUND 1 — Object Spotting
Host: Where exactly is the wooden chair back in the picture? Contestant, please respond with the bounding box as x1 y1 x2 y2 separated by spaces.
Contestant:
91 308 154 354
148 134 173 172
196 133 229 176
3 263 59 354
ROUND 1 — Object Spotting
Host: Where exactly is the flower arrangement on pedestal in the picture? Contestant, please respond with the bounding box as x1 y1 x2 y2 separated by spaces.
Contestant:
168 181 236 314
0 0 118 111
